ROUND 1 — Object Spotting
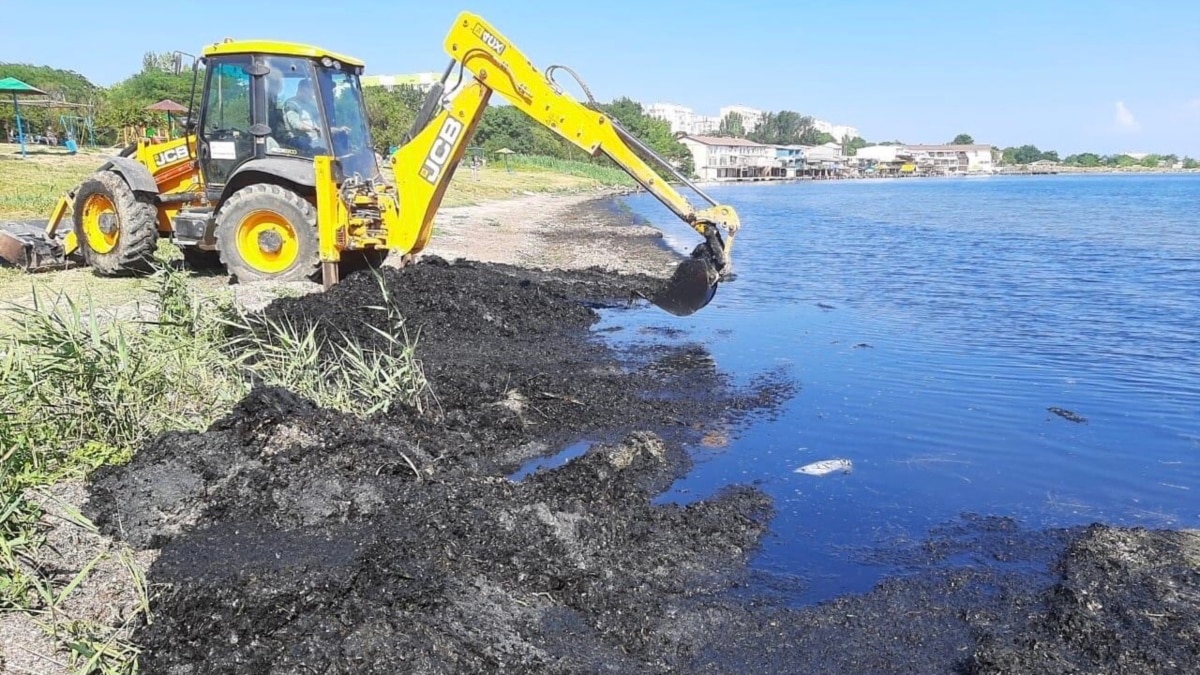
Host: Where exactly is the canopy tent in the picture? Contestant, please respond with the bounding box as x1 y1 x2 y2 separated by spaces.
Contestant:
0 77 48 158
494 146 515 171
145 99 188 139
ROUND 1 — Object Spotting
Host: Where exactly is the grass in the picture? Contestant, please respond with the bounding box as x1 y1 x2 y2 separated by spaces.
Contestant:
0 146 110 219
502 154 638 185
0 143 629 314
0 255 433 489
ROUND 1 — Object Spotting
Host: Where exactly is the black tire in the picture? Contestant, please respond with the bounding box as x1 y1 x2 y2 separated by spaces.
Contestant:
214 183 321 283
72 170 159 276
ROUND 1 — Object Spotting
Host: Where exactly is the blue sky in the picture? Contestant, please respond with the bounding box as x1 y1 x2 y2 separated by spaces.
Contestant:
4 1 1198 156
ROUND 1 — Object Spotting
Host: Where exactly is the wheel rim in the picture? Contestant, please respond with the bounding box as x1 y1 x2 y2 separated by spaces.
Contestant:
81 193 118 254
235 209 299 274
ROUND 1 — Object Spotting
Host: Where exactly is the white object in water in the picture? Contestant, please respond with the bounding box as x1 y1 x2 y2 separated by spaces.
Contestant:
795 459 853 476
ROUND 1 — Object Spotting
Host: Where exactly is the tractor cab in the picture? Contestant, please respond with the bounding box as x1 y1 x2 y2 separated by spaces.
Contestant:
195 40 378 197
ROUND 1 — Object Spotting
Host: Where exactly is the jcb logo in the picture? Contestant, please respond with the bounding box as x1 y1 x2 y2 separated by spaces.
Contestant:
421 116 465 184
474 24 506 55
154 146 189 167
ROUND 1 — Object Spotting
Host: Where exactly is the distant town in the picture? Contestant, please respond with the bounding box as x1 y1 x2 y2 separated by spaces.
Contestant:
642 101 1197 183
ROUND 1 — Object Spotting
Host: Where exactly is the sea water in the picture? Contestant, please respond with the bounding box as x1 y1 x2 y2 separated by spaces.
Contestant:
599 173 1200 604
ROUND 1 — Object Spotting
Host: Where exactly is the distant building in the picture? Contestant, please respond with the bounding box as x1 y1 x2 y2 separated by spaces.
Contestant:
855 145 905 163
645 102 719 135
718 105 765 133
800 141 846 170
856 143 994 174
812 119 859 142
361 73 442 93
679 135 776 180
775 145 807 176
905 144 994 173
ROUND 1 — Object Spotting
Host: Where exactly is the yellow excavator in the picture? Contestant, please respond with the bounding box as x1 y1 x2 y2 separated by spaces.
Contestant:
0 11 740 315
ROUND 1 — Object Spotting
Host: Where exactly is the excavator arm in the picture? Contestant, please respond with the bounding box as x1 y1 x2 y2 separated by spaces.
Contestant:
389 11 741 315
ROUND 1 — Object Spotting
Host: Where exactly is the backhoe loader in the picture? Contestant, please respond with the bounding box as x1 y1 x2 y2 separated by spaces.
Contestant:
0 11 741 316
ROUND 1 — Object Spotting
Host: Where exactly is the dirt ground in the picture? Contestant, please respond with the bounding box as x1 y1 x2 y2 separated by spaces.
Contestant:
4 192 1199 674
418 189 686 277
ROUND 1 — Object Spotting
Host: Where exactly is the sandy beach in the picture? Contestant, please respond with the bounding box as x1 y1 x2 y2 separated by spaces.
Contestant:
417 189 687 277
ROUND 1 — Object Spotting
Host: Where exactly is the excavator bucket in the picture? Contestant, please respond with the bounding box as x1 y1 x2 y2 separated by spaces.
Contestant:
643 241 726 317
0 220 76 273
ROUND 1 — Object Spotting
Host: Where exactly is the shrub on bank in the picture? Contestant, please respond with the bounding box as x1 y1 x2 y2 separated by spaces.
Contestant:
0 257 432 670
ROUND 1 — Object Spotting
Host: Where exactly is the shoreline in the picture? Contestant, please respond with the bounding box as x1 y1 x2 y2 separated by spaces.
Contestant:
685 166 1200 188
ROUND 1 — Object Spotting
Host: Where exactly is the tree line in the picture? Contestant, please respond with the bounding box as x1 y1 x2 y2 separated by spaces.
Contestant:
1 54 195 141
712 108 874 157
949 134 1198 169
991 143 1195 169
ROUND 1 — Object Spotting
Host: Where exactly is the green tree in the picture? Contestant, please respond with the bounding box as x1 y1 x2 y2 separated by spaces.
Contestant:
596 96 693 174
95 52 199 133
1064 152 1101 167
1140 154 1161 168
1001 145 1049 164
362 84 425 150
952 133 974 145
141 51 178 74
842 136 868 156
474 104 537 154
1183 157 1198 169
801 130 836 146
717 111 745 138
0 62 100 136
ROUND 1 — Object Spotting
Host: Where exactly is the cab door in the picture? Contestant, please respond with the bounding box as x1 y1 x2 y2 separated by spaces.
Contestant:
196 56 257 192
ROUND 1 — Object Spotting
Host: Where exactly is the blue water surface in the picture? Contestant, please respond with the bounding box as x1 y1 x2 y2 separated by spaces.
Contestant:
595 174 1200 604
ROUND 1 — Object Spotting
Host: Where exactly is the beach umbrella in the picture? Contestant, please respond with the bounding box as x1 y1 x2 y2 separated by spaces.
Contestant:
495 147 515 171
145 99 188 138
0 77 47 158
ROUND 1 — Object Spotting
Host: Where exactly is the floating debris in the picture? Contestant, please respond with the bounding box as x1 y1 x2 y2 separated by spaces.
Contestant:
795 459 853 476
1048 407 1087 423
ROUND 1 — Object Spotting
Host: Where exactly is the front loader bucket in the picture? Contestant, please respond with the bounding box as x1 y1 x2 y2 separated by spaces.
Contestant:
0 221 76 273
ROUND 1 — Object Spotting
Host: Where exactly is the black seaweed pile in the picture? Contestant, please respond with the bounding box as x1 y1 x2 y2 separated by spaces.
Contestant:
82 258 1200 674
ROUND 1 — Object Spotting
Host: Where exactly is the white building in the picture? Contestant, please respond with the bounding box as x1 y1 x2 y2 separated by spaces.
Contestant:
855 145 904 163
645 103 719 135
905 145 994 173
801 141 845 166
813 119 859 142
718 105 765 133
855 144 994 173
679 135 776 181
